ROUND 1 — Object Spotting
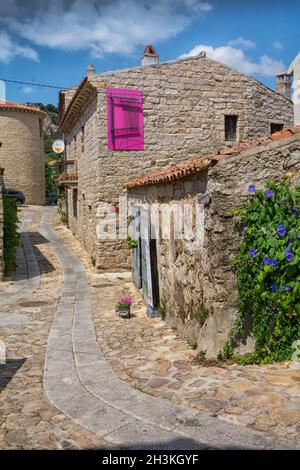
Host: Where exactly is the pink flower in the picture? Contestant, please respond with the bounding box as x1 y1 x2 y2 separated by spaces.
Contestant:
121 296 132 306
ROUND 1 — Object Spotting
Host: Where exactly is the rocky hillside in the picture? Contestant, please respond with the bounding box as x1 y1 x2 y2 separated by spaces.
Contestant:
26 102 63 157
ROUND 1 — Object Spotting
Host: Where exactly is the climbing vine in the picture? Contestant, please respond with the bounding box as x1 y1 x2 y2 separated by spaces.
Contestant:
219 180 300 364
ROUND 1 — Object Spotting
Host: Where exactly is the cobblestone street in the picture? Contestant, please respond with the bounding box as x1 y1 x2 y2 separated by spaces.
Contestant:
0 207 299 449
0 207 113 449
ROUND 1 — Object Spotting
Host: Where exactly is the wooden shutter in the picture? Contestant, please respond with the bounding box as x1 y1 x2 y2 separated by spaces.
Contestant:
107 88 144 150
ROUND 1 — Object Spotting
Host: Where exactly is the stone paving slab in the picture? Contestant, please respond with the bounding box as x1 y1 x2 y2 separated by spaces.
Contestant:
104 421 206 450
42 210 293 450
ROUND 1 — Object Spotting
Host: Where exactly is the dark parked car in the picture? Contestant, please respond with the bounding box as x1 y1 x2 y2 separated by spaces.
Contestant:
46 193 58 205
2 188 25 206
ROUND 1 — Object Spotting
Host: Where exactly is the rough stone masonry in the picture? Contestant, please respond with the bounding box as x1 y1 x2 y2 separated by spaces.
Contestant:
126 129 300 357
59 52 293 271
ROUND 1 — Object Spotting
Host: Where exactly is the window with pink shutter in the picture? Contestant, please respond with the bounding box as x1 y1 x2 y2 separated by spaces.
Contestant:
107 88 144 150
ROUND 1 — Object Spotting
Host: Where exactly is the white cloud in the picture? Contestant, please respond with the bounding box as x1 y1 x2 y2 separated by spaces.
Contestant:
180 44 285 77
272 41 284 50
228 37 256 49
0 32 39 63
5 0 212 57
21 85 34 95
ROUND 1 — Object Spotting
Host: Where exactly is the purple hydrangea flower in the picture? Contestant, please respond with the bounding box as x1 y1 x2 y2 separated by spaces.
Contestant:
291 208 299 214
248 184 255 193
283 284 291 291
249 248 256 257
286 239 293 246
265 189 274 198
277 224 286 237
284 249 294 262
270 284 279 292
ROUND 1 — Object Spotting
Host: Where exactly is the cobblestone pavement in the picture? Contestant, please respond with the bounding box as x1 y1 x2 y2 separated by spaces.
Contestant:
90 277 300 445
54 219 300 449
1 207 299 449
0 207 113 449
42 212 291 450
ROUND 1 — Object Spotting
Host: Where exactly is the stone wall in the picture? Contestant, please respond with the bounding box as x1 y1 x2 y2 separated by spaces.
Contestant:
127 133 300 358
63 54 293 270
0 110 45 205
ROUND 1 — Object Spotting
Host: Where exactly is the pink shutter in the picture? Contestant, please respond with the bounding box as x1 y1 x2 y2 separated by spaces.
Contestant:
107 88 144 150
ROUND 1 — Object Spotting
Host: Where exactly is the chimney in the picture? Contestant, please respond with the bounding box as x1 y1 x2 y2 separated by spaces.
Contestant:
86 64 95 77
276 71 292 100
141 45 158 66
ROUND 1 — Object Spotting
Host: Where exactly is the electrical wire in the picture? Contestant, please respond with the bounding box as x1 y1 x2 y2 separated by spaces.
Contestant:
0 78 64 89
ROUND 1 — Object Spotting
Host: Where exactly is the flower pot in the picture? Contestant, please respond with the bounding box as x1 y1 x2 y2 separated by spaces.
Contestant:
118 306 131 318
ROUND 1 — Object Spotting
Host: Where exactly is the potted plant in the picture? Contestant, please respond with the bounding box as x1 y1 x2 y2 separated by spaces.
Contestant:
116 295 132 318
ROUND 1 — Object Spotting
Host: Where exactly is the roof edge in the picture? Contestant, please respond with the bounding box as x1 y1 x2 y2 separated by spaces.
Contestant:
0 99 46 117
125 126 300 189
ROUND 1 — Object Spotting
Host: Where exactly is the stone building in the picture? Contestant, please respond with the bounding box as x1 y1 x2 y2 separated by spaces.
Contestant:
59 47 293 270
126 126 300 358
0 100 46 205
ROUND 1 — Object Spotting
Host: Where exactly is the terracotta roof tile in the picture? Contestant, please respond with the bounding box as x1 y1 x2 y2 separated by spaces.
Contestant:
0 99 45 117
125 126 300 189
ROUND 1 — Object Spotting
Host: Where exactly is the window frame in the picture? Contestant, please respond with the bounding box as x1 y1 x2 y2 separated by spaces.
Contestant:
270 122 284 134
224 115 238 142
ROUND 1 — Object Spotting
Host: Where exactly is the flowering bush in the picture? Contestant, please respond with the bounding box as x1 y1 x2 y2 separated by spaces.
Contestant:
222 180 300 364
120 296 132 306
116 295 132 310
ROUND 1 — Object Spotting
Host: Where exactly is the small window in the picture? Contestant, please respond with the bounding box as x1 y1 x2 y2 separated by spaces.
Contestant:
271 123 284 134
225 115 238 141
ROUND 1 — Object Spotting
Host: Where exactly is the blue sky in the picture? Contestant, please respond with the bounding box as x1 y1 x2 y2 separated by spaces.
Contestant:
0 0 299 106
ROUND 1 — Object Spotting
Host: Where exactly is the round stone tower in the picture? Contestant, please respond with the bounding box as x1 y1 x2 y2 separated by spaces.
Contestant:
0 100 46 205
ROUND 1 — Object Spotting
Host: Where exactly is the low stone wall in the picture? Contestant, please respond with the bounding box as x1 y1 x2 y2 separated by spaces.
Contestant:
128 133 300 357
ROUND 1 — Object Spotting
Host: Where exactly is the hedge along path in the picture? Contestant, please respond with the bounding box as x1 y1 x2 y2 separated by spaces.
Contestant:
0 208 40 309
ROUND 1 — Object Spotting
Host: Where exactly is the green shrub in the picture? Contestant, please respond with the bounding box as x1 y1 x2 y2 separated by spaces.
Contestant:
222 180 300 364
157 302 166 320
193 306 208 325
3 197 20 275
188 339 198 350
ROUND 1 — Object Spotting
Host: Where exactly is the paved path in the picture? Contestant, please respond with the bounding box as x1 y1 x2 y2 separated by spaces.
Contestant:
42 211 295 450
0 207 113 449
0 208 40 309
